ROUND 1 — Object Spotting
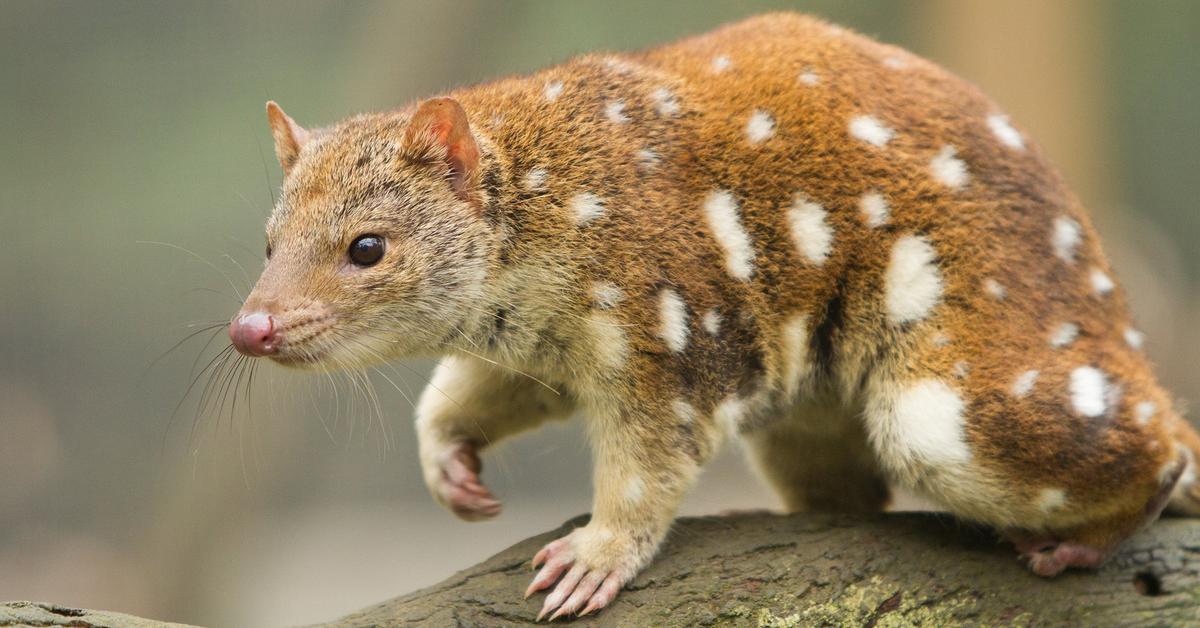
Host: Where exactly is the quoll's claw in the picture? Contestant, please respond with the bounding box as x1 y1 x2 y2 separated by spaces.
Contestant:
436 442 502 521
527 529 635 620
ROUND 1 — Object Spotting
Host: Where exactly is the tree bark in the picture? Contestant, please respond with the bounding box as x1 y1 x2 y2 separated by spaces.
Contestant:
5 513 1199 627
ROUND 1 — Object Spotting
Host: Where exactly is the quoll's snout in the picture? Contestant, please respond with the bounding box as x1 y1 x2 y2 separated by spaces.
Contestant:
229 311 278 357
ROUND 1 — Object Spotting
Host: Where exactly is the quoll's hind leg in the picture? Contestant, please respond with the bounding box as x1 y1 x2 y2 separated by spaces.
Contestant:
743 398 890 513
1010 452 1186 577
858 310 1193 580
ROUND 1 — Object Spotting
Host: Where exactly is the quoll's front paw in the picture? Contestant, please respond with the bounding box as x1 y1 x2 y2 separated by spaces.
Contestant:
525 525 642 620
425 441 501 521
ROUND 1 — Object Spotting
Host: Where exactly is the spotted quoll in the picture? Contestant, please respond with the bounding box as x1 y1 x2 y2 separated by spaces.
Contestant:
229 12 1200 619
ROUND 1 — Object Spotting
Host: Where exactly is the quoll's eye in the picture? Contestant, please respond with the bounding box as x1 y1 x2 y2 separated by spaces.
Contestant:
265 242 273 259
348 234 386 267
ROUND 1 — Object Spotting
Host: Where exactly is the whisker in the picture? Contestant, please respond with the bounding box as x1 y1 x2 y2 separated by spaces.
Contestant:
253 133 277 210
144 323 227 380
180 287 242 305
453 344 560 396
221 252 253 293
184 345 237 448
137 240 246 302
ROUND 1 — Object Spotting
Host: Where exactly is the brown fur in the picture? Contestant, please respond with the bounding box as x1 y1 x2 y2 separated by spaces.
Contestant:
238 13 1200 617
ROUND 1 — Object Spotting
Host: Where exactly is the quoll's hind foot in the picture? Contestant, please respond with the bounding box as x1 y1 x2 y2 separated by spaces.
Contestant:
429 441 502 521
1012 538 1112 578
525 526 638 620
1011 451 1188 578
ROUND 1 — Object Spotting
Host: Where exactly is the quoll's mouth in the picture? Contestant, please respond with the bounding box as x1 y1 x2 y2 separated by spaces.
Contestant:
229 309 336 366
267 351 325 367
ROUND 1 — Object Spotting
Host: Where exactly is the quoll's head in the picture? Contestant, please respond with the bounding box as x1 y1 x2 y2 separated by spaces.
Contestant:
229 98 495 368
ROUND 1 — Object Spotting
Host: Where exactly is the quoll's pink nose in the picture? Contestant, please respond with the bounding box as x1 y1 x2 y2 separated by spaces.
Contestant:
229 312 278 356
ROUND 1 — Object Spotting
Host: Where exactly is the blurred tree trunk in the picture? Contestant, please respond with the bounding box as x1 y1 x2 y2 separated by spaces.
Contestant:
9 512 1199 626
918 0 1116 213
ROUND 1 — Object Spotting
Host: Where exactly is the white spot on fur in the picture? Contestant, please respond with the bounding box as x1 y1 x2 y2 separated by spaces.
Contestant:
711 55 731 73
1125 327 1145 350
930 145 970 189
745 109 775 144
701 309 722 336
983 278 1007 300
883 55 908 70
604 99 629 124
890 379 971 466
1037 488 1066 512
657 287 689 353
624 476 645 502
1052 216 1082 263
543 80 564 102
798 69 820 85
523 168 547 190
787 195 834 265
987 114 1024 149
713 394 748 437
849 115 894 147
588 311 629 372
932 331 951 347
590 282 624 310
885 235 943 324
859 192 889 228
703 190 755 281
1069 366 1109 418
1012 370 1039 398
953 361 970 379
780 314 811 398
1050 322 1079 348
1134 400 1158 426
601 56 640 74
636 148 660 169
569 192 605 225
1090 268 1115 296
651 87 680 117
672 398 698 424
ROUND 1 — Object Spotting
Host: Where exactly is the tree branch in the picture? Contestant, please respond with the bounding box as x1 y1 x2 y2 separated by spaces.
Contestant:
6 513 1199 626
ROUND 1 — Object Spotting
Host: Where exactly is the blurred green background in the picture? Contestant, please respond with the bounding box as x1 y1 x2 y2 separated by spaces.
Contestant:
2 1 1197 625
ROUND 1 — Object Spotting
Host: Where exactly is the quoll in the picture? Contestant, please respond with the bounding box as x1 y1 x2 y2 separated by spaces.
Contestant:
227 13 1200 619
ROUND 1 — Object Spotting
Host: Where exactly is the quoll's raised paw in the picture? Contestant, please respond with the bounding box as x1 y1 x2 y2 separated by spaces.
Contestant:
429 441 501 521
525 526 638 620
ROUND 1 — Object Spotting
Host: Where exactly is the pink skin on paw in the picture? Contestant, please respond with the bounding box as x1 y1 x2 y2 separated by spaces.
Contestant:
437 442 501 521
525 533 629 620
1013 538 1110 577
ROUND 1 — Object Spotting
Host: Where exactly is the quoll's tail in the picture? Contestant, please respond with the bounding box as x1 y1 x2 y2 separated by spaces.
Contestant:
1166 416 1200 516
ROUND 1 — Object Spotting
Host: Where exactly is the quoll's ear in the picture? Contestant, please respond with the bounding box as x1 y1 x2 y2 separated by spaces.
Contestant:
404 97 481 205
265 101 310 176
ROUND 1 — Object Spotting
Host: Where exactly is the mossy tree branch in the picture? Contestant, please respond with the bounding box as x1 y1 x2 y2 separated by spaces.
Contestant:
6 513 1199 627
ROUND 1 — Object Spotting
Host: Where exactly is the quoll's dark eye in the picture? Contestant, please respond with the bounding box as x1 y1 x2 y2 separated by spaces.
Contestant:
348 234 385 267
265 242 273 259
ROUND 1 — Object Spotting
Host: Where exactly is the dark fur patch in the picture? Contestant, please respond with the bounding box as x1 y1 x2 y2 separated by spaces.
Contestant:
489 307 509 349
810 279 845 378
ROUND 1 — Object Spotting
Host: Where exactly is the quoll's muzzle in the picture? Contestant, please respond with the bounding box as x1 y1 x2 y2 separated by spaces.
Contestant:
229 311 278 356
